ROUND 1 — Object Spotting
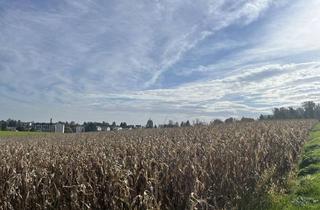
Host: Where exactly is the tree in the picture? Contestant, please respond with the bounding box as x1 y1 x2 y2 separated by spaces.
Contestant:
315 104 320 119
296 107 305 119
84 122 97 132
65 125 73 133
288 107 298 119
146 119 153 129
16 124 25 131
261 101 318 120
280 107 289 119
303 101 316 118
240 117 254 122
181 120 192 127
273 108 281 119
225 117 234 124
0 121 7 131
7 119 17 127
120 122 127 129
210 119 223 125
168 120 174 127
259 114 265 120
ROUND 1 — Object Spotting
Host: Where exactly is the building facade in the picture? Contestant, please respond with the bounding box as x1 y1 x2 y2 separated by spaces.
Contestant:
76 126 85 133
55 123 65 133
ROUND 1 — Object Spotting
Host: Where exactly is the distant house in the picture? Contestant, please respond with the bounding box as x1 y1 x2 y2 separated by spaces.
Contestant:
6 127 17 131
102 126 111 131
76 126 85 133
127 125 135 129
110 126 123 131
96 126 102 132
33 123 55 132
55 123 65 133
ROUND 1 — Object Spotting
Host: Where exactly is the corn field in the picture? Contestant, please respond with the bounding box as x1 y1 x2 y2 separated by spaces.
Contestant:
0 120 316 210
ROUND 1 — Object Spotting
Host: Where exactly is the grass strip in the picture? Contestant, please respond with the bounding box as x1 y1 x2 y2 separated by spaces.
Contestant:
269 123 320 210
0 131 47 137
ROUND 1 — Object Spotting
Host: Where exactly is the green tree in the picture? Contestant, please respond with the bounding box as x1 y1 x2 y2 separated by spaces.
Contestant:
146 119 153 129
120 122 127 129
0 121 7 131
225 117 234 124
303 101 316 118
315 104 320 119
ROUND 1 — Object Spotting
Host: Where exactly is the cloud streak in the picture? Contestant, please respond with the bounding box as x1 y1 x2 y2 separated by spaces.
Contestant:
0 0 320 123
87 62 320 118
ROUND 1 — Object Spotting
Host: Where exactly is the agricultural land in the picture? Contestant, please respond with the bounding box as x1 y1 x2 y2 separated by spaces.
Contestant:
0 120 318 210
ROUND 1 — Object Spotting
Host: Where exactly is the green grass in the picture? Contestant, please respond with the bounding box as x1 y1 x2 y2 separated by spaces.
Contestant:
0 131 47 137
312 123 320 131
268 123 320 210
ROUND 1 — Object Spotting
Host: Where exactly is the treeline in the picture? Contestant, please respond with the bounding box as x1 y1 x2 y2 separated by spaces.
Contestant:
0 119 28 131
1 101 319 132
260 101 320 120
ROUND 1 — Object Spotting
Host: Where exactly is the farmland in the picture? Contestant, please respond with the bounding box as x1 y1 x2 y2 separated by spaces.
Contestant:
269 123 320 209
0 120 317 210
0 131 46 138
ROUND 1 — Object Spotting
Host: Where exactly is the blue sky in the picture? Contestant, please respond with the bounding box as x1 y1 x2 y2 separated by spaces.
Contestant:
1 0 320 124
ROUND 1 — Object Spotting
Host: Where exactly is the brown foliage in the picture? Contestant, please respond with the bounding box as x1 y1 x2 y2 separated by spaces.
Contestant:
0 120 316 210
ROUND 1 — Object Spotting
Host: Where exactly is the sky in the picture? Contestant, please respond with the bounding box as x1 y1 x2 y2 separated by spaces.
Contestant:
1 0 320 124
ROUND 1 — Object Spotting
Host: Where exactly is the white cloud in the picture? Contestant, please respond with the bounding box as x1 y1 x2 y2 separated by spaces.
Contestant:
263 0 320 51
0 0 276 100
144 0 276 87
1 0 320 123
83 62 320 121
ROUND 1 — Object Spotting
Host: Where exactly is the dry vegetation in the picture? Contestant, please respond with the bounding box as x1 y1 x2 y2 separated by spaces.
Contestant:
0 120 316 210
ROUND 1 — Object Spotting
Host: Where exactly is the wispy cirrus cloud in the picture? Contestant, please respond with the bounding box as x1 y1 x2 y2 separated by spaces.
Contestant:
86 62 320 120
0 0 320 123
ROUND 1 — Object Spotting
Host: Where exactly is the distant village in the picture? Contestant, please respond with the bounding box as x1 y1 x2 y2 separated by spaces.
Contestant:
1 101 319 134
0 118 197 134
0 117 258 134
0 118 149 134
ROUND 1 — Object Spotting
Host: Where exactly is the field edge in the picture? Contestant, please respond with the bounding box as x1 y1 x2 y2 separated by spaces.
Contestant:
268 122 320 210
